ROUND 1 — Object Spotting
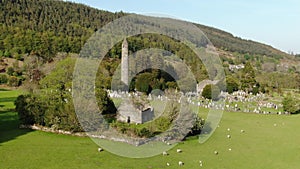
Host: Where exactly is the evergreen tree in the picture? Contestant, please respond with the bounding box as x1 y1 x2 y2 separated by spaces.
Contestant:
226 76 239 93
282 94 300 114
240 62 259 93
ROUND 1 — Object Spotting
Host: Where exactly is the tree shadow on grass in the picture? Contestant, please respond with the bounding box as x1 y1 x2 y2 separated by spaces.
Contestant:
0 110 33 146
0 97 18 103
184 121 214 141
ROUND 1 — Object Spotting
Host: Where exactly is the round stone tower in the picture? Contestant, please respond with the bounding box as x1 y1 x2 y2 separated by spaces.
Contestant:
121 38 129 88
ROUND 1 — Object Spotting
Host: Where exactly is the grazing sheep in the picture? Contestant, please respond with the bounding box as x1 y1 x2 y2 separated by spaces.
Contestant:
241 129 245 133
162 151 168 156
177 149 182 153
227 128 231 131
214 150 218 155
199 160 203 167
98 148 103 152
178 161 184 166
228 148 232 151
227 134 231 138
167 142 171 146
166 162 170 166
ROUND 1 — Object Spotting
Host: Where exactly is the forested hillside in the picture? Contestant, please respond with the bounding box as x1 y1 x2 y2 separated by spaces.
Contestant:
0 0 125 61
1 0 299 91
0 0 289 62
197 24 288 58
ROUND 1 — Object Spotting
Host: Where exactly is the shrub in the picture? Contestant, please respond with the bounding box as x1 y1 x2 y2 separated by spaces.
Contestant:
202 84 221 100
15 90 83 132
226 76 239 94
6 67 14 76
166 81 177 89
0 74 8 84
15 95 36 125
191 115 204 134
136 127 152 138
4 50 11 58
282 95 300 114
95 88 117 115
154 116 171 131
7 76 20 87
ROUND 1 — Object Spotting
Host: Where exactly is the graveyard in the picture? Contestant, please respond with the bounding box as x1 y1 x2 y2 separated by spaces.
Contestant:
1 89 300 168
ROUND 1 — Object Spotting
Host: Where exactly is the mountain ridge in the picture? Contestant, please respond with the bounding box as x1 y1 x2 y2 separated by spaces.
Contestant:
0 0 290 61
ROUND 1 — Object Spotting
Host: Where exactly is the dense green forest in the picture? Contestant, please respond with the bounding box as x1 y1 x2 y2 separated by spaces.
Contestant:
0 0 125 61
0 0 288 62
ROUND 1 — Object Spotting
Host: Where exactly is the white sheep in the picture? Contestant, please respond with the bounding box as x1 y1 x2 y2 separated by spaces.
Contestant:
178 161 184 166
228 148 232 151
98 148 103 152
177 149 182 153
199 160 203 167
214 150 218 155
227 128 231 131
227 134 231 138
166 162 170 166
162 151 168 156
241 129 245 133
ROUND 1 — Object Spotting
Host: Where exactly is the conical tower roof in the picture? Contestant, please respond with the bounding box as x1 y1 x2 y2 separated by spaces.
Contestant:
122 38 128 47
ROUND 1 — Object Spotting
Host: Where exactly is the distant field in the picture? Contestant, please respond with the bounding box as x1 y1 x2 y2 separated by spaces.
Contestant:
1 89 300 169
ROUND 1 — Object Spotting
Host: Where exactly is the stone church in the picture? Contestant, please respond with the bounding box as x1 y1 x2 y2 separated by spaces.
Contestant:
117 99 154 124
117 38 154 124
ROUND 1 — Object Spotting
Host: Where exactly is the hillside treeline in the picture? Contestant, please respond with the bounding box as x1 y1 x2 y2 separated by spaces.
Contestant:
0 0 288 62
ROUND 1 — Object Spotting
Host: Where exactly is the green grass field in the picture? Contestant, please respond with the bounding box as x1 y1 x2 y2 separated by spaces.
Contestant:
1 89 300 169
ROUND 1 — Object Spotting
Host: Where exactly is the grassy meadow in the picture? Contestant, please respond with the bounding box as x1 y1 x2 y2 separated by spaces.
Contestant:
0 89 300 169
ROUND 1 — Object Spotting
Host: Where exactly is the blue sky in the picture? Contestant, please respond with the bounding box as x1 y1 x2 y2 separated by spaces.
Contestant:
71 0 300 54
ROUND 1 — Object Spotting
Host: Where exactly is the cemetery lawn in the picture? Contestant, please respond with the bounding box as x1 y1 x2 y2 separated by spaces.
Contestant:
1 89 300 169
